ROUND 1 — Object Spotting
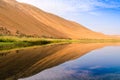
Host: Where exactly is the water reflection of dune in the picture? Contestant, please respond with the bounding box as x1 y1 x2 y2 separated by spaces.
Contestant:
0 43 120 80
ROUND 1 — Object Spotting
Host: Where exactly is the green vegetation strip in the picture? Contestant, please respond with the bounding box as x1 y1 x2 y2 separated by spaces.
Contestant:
0 36 71 51
0 36 120 51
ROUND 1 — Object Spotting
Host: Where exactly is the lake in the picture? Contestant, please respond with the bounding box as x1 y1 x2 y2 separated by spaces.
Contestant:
0 43 120 80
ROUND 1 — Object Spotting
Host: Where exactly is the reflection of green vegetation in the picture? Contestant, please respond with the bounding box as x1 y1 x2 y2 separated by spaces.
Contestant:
0 36 120 51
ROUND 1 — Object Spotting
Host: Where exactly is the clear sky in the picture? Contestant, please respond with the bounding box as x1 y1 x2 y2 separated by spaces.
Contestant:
17 0 120 35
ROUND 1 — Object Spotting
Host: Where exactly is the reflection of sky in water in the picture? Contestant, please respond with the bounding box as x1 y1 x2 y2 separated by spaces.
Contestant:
20 46 120 80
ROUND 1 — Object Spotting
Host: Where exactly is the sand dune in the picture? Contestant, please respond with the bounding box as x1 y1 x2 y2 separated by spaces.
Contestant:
0 0 110 39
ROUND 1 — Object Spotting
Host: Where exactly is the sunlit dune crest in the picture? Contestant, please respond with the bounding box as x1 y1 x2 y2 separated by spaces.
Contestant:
0 0 113 39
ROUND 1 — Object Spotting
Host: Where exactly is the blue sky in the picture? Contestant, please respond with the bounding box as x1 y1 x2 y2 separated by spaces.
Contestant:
17 0 120 35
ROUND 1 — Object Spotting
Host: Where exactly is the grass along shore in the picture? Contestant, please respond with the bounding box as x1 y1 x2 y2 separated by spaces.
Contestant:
0 36 120 51
0 36 75 51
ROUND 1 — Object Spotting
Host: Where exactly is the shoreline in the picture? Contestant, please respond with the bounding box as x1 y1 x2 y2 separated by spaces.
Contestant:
0 36 120 51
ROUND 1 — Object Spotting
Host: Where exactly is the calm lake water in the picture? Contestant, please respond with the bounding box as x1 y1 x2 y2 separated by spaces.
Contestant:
0 43 120 80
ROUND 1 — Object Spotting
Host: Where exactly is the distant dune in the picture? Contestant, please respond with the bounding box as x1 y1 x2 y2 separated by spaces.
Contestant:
0 0 112 39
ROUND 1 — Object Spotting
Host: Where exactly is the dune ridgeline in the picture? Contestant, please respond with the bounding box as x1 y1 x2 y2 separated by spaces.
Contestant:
0 0 113 39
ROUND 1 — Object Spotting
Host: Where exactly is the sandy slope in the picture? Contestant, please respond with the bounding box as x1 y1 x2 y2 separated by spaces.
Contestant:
0 0 110 39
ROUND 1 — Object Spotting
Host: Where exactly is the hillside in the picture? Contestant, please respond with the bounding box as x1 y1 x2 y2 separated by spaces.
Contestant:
0 0 109 39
